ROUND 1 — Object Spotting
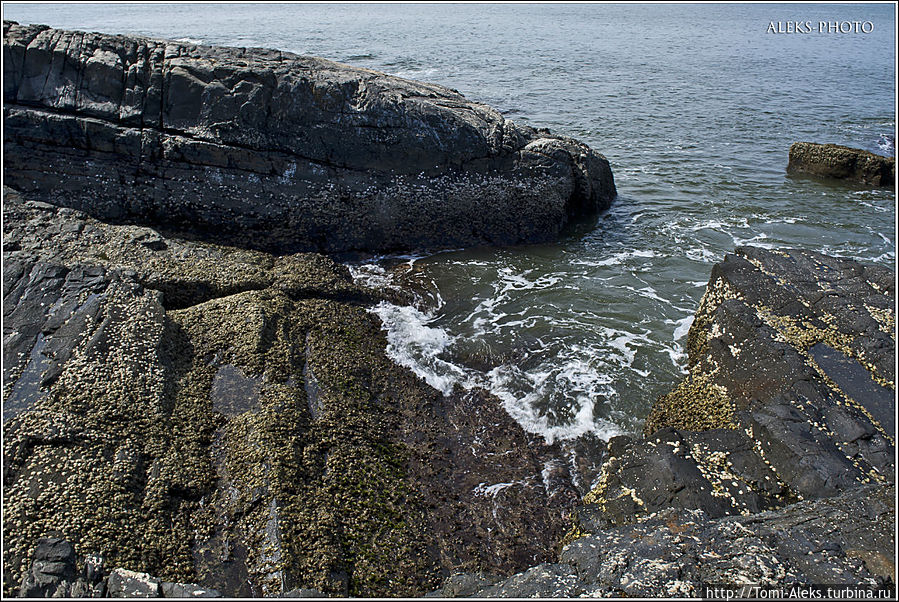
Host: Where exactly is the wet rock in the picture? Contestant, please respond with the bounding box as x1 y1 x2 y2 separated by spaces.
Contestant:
560 483 894 597
788 142 894 187
641 247 894 503
424 573 500 598
472 563 585 598
478 483 893 598
280 587 328 598
576 427 789 531
3 21 615 254
107 568 162 597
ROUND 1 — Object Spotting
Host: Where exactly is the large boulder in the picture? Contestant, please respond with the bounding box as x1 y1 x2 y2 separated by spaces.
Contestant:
2 21 615 254
788 142 894 187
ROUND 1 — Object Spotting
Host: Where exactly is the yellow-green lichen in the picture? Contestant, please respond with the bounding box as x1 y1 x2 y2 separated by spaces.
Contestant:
644 371 737 435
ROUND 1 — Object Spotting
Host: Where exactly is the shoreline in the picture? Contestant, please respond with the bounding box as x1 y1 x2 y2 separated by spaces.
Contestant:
3 21 896 599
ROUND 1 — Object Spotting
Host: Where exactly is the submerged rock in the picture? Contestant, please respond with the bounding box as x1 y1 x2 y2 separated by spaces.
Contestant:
2 20 615 254
788 142 894 187
2 189 585 598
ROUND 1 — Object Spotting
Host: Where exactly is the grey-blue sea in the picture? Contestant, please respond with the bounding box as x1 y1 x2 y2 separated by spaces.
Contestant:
4 3 895 441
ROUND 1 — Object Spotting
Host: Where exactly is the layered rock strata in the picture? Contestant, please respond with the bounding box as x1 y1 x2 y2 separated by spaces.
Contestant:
2 21 615 254
2 189 594 597
788 142 894 187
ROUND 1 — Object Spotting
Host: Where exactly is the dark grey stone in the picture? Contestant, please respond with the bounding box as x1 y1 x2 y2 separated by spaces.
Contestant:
425 573 500 598
106 568 162 598
472 563 585 598
280 587 327 598
3 21 615 255
18 538 78 598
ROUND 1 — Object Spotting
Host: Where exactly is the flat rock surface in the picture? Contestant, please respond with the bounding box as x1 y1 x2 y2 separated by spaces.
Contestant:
3 21 615 254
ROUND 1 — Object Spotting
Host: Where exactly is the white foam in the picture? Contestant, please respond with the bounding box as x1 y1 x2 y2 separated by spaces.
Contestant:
348 264 394 290
391 68 439 80
672 314 694 340
685 247 719 262
610 335 636 365
574 249 657 267
732 232 776 249
358 266 647 444
369 301 463 395
473 481 524 497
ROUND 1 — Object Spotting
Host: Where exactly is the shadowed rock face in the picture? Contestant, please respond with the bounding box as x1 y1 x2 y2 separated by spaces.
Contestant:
2 21 615 254
2 189 592 598
788 142 894 187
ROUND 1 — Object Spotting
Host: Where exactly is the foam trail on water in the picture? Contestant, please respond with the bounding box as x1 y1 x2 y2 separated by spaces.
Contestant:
369 301 463 395
366 297 628 443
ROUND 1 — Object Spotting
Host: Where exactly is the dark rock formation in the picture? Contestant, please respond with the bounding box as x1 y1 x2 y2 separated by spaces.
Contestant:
788 142 894 187
15 538 223 598
2 21 615 255
107 569 162 598
578 483 891 597
17 538 85 598
446 247 895 597
439 484 894 597
582 247 894 525
2 188 586 598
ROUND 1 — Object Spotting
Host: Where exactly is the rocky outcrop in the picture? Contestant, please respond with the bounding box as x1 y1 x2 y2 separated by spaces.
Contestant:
17 538 222 598
2 188 596 597
582 246 894 523
438 247 895 597
459 483 894 597
2 21 615 255
788 142 894 187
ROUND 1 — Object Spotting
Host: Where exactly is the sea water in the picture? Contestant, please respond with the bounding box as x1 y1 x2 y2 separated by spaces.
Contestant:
5 3 894 442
